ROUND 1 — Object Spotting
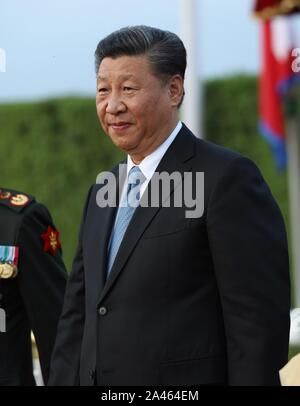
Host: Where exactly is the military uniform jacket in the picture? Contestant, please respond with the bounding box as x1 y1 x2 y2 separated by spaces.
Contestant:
0 188 67 386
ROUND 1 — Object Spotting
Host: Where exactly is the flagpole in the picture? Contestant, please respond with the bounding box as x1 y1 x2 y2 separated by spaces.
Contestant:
286 104 300 309
180 0 202 138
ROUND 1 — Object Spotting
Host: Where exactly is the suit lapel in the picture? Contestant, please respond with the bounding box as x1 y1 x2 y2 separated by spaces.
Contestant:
89 201 116 295
97 125 196 304
87 164 126 294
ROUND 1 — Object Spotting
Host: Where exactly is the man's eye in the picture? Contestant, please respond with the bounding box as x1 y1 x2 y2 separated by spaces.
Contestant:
123 87 134 92
98 88 108 94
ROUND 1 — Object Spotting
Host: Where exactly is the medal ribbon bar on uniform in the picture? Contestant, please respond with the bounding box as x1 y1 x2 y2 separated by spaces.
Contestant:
0 245 19 264
0 245 19 279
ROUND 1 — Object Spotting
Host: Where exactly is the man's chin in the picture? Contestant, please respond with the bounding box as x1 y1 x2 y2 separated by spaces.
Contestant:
110 134 136 152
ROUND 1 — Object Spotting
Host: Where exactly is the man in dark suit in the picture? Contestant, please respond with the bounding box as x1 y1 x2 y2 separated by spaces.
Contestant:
0 188 67 385
49 26 290 386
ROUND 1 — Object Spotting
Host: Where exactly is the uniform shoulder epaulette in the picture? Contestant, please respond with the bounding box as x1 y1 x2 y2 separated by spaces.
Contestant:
0 188 35 213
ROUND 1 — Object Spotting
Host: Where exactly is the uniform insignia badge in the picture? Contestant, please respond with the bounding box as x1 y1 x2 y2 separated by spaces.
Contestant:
0 245 19 279
10 194 30 207
0 191 11 200
0 189 33 212
41 226 61 255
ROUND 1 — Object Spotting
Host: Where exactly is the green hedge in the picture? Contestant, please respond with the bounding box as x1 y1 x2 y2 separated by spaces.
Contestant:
0 75 295 292
0 97 125 269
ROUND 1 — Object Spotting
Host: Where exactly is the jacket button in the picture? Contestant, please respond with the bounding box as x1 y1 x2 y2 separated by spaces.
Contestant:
89 369 95 380
98 306 108 316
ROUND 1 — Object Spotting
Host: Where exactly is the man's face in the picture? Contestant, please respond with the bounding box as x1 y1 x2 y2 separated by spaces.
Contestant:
96 55 181 162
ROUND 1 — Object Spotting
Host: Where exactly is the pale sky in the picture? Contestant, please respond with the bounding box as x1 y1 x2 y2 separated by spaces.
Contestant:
0 0 299 102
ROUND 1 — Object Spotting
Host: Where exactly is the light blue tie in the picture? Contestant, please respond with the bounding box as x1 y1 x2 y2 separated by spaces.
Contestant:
107 166 146 277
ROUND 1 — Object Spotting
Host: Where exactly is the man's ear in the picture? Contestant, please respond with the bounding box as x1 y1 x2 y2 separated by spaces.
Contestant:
168 75 184 107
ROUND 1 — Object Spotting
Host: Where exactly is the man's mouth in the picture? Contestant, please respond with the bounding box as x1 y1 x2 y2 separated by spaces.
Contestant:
110 123 132 131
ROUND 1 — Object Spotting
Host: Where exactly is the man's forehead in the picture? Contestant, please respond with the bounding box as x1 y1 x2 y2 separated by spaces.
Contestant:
98 55 150 78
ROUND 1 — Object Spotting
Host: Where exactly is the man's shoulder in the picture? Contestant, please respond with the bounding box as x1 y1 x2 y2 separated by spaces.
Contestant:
181 127 261 187
195 137 243 166
0 187 36 215
178 124 245 169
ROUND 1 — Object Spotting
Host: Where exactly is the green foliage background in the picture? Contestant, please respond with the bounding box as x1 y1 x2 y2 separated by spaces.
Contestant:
0 97 125 269
0 74 296 303
1 74 299 356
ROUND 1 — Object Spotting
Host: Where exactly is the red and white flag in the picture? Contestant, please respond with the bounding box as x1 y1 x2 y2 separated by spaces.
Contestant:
259 16 300 169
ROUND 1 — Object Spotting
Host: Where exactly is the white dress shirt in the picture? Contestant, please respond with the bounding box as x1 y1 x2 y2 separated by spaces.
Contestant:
123 121 182 203
112 121 182 226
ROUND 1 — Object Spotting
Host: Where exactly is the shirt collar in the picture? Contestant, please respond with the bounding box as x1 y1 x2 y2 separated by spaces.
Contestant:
127 121 182 181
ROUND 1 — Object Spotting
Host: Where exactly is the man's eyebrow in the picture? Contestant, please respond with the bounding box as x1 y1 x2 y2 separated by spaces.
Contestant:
97 74 134 81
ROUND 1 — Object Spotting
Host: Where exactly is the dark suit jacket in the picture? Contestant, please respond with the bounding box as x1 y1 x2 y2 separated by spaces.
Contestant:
0 189 67 385
49 125 290 386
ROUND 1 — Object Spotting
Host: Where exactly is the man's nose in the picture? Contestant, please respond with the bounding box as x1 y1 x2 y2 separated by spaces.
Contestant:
106 95 126 114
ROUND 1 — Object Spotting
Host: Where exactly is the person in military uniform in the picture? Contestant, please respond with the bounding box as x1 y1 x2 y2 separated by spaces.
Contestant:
0 188 67 386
